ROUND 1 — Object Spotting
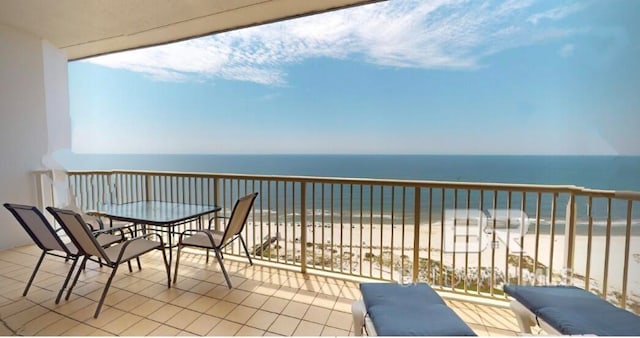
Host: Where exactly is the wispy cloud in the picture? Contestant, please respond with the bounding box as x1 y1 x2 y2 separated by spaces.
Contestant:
559 43 575 58
87 0 586 85
527 2 587 25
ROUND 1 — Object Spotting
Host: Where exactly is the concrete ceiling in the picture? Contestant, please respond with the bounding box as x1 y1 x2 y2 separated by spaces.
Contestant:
0 0 380 60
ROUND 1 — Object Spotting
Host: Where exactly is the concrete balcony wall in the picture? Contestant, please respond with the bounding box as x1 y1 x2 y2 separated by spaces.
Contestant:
0 24 70 249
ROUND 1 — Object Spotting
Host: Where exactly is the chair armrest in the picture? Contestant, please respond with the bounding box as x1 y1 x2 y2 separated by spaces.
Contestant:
178 229 219 247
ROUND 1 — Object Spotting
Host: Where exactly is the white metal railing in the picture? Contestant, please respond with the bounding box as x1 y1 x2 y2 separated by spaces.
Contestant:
35 169 640 313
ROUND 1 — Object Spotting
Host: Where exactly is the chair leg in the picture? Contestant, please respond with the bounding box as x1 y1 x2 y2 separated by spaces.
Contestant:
172 244 182 285
214 250 232 288
94 264 118 318
55 257 78 304
239 236 253 265
66 256 88 301
206 249 210 263
136 257 142 271
127 260 133 272
160 247 170 288
23 251 46 296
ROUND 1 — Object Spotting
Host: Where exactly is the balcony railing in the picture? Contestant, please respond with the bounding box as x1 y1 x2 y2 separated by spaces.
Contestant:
36 169 640 313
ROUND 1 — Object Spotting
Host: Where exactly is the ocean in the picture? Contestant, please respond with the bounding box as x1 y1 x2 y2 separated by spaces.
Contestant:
58 153 640 191
57 153 640 232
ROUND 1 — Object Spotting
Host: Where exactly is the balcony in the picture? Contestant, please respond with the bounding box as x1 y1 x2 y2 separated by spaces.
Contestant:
0 244 518 336
0 169 637 335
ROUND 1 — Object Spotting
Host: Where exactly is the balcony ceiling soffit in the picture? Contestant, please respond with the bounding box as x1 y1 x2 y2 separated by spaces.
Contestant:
0 0 380 60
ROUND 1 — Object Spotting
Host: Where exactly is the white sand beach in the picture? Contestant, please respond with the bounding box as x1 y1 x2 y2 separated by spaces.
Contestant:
238 221 639 305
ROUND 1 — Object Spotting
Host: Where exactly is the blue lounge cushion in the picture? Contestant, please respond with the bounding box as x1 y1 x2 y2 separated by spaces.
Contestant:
360 283 476 336
504 285 640 336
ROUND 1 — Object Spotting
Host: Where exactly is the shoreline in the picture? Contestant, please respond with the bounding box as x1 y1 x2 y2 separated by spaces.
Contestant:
241 221 640 305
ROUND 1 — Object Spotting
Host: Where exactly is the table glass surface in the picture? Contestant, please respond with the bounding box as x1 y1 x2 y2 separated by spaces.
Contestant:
98 201 219 225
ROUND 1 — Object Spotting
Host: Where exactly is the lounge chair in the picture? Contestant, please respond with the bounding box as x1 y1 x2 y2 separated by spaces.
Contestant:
504 285 640 336
47 207 170 318
3 203 123 303
173 192 258 288
352 282 476 336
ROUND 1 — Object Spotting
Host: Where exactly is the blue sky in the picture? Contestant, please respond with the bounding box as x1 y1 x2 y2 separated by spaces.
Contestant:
68 0 640 155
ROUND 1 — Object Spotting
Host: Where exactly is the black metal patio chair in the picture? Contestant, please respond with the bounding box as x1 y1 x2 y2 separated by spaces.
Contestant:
47 207 170 318
173 192 258 288
3 203 123 304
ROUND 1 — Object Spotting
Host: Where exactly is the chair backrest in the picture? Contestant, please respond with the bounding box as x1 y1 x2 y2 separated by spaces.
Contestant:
4 203 72 254
220 192 258 246
46 207 107 260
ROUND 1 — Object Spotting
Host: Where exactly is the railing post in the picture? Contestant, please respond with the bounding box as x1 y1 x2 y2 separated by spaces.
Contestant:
214 177 221 231
413 186 421 282
301 182 307 273
145 174 152 202
564 191 577 282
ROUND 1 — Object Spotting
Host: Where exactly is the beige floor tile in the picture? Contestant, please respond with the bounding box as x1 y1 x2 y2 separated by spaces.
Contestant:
320 281 343 296
241 292 269 309
312 293 337 309
137 282 169 298
321 326 350 336
113 293 149 312
334 297 354 312
130 298 165 317
207 299 237 318
88 328 113 336
177 330 197 336
166 308 202 330
85 307 127 328
149 324 182 336
148 303 183 322
153 287 185 302
36 316 79 335
186 295 218 312
261 296 289 313
326 310 353 331
303 305 331 325
171 291 201 307
253 283 279 296
174 277 201 292
207 285 234 299
273 286 297 300
246 309 279 331
0 298 36 318
225 288 251 304
282 300 309 319
184 313 222 335
236 325 265 336
294 320 324 336
119 318 161 336
226 304 258 324
122 278 155 294
209 319 242 336
263 331 285 336
268 315 300 336
17 311 63 336
3 303 47 329
190 281 217 295
62 323 98 336
236 279 261 292
100 312 143 334
103 289 136 307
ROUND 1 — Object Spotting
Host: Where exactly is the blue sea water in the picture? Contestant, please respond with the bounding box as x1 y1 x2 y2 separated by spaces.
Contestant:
56 153 640 233
58 153 640 191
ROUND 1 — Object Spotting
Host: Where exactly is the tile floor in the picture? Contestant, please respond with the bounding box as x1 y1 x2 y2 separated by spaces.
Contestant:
0 244 521 336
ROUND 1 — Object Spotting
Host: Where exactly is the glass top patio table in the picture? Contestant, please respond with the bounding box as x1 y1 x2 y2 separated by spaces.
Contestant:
96 201 220 226
96 201 221 268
